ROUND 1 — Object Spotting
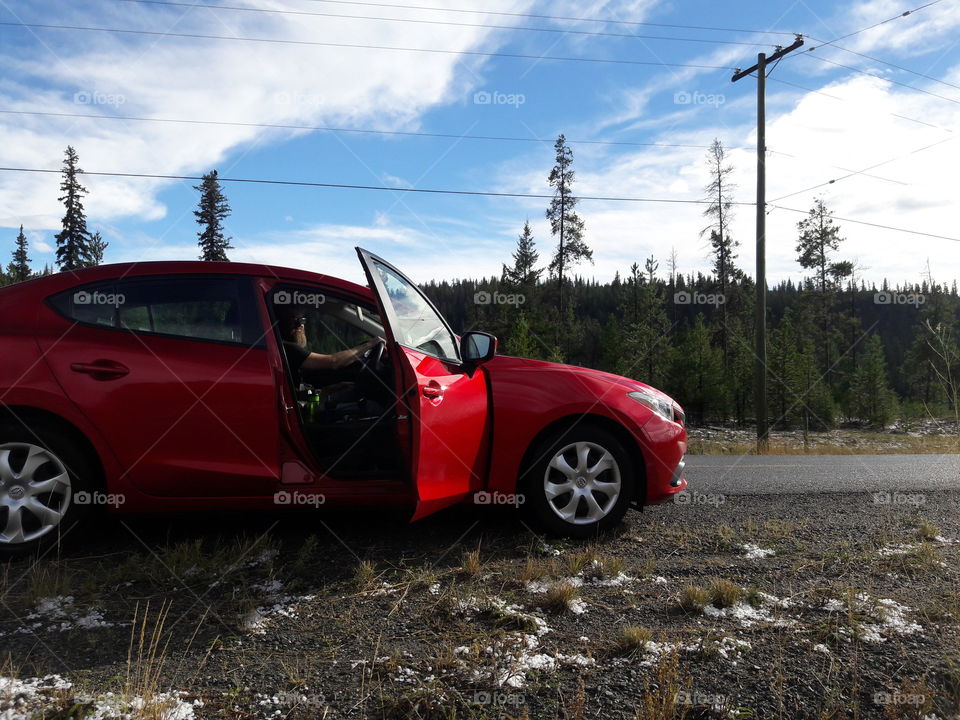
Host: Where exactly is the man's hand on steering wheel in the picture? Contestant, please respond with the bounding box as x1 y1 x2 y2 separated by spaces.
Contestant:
359 337 387 372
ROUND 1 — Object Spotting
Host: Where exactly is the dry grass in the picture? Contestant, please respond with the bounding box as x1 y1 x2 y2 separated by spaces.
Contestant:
916 521 941 541
634 650 690 720
534 581 581 614
708 578 743 609
678 585 710 612
353 560 378 591
610 626 653 656
459 548 482 578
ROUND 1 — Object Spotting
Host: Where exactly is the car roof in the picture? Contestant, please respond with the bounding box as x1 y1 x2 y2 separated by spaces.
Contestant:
0 261 374 300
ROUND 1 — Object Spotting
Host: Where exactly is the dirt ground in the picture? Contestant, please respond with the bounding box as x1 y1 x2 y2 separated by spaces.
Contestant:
2 487 959 720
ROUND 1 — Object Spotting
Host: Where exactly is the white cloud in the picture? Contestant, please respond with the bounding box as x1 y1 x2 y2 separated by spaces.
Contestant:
0 0 537 229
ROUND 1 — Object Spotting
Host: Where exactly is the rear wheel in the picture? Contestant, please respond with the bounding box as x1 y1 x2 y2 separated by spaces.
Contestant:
523 426 634 538
0 424 93 559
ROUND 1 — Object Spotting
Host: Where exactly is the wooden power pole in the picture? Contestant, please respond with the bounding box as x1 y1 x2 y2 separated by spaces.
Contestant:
731 35 804 453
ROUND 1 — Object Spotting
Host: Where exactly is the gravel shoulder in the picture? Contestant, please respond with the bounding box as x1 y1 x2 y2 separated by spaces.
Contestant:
1 492 959 719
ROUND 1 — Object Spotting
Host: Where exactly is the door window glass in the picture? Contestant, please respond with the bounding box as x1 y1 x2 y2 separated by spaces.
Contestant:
372 261 458 361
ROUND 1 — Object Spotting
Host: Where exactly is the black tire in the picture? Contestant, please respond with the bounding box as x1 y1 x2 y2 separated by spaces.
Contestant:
521 425 634 538
0 423 94 560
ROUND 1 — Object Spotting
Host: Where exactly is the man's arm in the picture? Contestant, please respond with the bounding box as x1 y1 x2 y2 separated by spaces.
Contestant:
301 338 383 371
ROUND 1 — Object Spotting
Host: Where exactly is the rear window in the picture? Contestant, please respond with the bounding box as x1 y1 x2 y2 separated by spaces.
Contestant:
49 276 263 347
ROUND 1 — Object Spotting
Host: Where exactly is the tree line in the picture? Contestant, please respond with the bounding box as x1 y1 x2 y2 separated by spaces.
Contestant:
0 146 234 286
421 138 960 430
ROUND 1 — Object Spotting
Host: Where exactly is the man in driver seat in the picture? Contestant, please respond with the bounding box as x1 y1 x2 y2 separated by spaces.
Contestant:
280 311 382 377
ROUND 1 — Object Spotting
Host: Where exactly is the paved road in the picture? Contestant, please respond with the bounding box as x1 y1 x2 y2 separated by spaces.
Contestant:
685 454 960 495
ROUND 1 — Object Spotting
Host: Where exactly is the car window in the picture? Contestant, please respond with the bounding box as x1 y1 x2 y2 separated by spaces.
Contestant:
50 276 263 346
372 260 459 361
269 288 383 354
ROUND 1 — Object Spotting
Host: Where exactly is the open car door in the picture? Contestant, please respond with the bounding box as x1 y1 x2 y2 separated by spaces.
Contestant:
356 248 490 520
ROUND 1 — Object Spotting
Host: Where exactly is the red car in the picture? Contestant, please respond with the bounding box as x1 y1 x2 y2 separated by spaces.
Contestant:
0 249 687 556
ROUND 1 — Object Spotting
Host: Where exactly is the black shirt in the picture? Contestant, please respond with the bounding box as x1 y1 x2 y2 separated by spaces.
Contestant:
283 341 311 376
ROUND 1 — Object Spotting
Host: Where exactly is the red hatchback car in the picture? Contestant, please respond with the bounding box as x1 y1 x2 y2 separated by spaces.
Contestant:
0 249 687 556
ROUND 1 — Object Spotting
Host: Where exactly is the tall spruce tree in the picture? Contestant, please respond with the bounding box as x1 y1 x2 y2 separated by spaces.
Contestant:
846 334 897 426
7 225 31 283
54 146 93 271
546 134 591 330
194 170 233 261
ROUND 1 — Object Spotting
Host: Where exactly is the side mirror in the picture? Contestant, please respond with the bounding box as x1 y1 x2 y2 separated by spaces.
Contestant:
461 331 497 365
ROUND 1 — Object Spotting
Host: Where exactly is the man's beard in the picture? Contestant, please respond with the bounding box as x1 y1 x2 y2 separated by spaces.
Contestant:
292 327 307 348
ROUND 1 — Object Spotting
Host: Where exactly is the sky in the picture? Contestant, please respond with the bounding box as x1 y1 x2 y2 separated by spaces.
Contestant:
0 0 958 288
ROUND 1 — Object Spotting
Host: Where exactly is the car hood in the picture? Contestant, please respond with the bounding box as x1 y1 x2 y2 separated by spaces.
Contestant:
485 355 674 400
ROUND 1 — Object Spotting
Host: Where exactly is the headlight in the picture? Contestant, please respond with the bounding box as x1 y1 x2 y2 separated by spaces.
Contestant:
627 388 675 421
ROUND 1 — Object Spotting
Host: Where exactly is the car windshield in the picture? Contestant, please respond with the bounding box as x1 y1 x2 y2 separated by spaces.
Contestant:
372 260 458 361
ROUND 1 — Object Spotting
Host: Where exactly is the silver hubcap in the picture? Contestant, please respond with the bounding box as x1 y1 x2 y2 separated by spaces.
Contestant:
544 441 621 525
0 443 71 545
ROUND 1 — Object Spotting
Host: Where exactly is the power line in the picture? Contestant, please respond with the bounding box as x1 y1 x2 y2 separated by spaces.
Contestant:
803 34 960 93
808 0 945 47
0 166 751 204
799 52 960 106
766 76 955 132
1 108 908 184
769 136 953 202
0 21 737 70
114 0 770 47
0 108 741 151
772 203 959 242
2 165 957 242
283 0 800 36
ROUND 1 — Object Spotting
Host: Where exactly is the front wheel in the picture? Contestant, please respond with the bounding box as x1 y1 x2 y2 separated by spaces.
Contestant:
0 425 92 559
523 426 635 538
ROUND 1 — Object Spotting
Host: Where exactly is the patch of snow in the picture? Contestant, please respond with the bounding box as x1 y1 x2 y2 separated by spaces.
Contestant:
4 596 113 635
813 643 831 654
741 543 775 559
878 543 916 556
652 576 669 584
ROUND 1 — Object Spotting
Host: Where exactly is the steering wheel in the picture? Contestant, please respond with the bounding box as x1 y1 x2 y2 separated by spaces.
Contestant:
361 339 387 374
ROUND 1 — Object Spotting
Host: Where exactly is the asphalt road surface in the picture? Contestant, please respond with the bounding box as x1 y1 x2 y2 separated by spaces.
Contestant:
685 454 960 495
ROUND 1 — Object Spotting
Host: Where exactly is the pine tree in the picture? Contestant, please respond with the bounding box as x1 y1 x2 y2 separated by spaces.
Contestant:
796 198 846 381
505 311 537 358
671 315 728 424
194 170 233 261
87 231 108 267
702 140 738 366
502 220 541 290
7 225 31 283
846 335 897 427
546 134 591 331
54 146 93 271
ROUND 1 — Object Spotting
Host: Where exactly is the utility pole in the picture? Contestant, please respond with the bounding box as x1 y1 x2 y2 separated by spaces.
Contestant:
732 35 803 454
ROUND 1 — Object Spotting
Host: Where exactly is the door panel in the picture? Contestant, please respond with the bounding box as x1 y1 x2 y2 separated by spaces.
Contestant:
356 248 490 518
40 276 280 497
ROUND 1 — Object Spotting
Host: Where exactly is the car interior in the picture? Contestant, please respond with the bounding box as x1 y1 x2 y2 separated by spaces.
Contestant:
269 288 405 479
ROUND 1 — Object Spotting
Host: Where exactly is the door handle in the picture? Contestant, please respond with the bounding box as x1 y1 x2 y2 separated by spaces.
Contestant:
421 381 443 399
70 360 130 380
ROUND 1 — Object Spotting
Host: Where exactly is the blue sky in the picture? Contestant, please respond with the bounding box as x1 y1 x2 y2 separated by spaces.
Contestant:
1 0 959 286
